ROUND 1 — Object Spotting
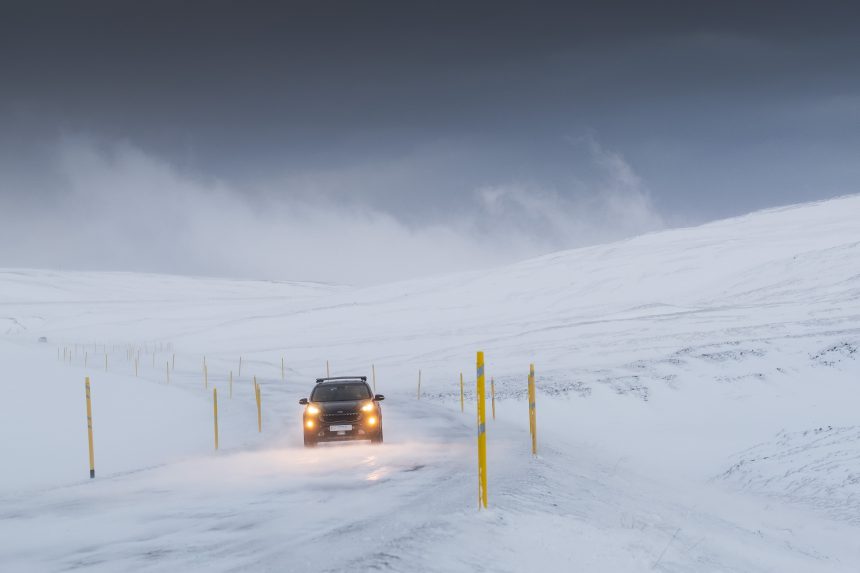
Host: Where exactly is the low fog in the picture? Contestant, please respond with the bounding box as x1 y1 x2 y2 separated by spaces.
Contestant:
0 137 665 285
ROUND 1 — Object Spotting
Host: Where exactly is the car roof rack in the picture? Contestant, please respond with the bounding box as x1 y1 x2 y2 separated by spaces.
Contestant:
315 376 368 384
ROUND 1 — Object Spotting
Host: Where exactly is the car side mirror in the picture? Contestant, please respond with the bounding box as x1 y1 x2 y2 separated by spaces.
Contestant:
298 398 308 405
374 394 385 401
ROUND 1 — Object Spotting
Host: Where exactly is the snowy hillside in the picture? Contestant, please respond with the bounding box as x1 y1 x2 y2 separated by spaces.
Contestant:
1 195 860 571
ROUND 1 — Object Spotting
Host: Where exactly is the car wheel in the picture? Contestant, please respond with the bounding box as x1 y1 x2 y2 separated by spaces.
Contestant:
303 434 317 448
371 428 384 444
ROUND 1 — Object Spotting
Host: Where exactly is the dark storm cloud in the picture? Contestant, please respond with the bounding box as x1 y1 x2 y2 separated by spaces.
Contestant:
1 1 859 281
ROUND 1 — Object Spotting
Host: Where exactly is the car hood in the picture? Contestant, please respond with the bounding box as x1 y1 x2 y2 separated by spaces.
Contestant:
315 400 361 414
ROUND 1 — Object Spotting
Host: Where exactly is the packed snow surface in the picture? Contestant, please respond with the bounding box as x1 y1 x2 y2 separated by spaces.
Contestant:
1 195 860 571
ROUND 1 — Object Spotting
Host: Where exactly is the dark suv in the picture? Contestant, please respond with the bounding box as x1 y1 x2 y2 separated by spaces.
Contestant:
299 376 384 447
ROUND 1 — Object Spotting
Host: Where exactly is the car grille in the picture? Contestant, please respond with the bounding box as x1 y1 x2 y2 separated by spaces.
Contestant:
322 412 360 424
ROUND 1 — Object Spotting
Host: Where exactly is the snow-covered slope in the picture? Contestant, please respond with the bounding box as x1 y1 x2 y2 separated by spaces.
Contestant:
1 195 859 571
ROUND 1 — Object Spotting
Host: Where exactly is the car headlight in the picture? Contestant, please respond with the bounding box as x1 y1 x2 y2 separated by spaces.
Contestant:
360 401 375 412
306 404 321 415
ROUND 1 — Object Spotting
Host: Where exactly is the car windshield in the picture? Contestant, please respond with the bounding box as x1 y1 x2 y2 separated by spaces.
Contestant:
311 383 371 402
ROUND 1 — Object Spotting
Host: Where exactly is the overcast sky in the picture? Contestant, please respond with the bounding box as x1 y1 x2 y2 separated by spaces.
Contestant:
1 1 859 283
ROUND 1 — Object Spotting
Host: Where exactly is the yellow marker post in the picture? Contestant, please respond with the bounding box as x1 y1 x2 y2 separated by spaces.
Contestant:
85 377 95 479
476 351 488 509
417 369 421 399
491 377 496 420
460 372 464 412
528 363 537 456
372 364 377 392
255 381 262 433
229 370 233 398
213 387 219 450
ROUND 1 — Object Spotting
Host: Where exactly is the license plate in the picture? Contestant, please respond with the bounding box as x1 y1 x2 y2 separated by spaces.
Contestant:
330 424 352 432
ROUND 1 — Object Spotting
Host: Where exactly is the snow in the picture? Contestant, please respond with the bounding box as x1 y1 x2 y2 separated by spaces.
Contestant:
721 424 860 525
1 195 860 571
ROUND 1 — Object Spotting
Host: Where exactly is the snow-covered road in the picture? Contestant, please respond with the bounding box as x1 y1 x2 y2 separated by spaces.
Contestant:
5 356 857 573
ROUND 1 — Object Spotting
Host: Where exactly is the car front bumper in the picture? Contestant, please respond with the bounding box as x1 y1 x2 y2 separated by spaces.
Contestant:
304 418 381 442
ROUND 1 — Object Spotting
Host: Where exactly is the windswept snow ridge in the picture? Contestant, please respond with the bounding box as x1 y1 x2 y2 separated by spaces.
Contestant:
720 425 860 525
